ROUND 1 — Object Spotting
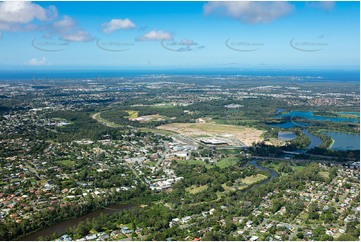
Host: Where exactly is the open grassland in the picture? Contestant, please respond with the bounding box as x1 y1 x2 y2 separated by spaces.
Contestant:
186 185 208 194
56 160 75 166
151 104 175 109
177 160 212 169
92 112 122 128
215 157 239 168
240 174 268 185
319 171 330 179
222 183 236 192
217 148 243 155
261 161 306 174
146 161 157 166
124 110 139 119
157 123 264 146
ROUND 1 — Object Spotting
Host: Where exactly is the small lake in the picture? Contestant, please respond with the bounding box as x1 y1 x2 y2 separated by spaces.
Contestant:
275 108 286 114
276 111 360 123
324 131 360 150
278 131 296 141
22 204 133 241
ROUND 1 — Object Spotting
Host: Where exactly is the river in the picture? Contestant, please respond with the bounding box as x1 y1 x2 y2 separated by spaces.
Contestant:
22 204 133 241
303 129 322 150
243 159 279 188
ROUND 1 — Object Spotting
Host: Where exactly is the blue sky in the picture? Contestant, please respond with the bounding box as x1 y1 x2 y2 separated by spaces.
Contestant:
0 1 359 70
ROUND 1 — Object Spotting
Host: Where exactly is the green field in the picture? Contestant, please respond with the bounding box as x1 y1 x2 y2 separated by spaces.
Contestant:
319 171 330 179
146 161 157 166
177 160 212 169
124 110 139 119
92 112 122 128
151 104 175 109
238 184 248 190
292 166 306 173
57 160 75 166
240 174 268 185
186 185 208 194
261 161 306 174
221 183 235 192
262 162 282 172
217 148 243 155
215 156 239 168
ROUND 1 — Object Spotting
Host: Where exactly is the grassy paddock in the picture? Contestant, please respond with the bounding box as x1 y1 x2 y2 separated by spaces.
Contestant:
57 160 75 166
177 160 213 169
186 185 209 194
240 174 268 185
124 110 139 119
215 156 238 168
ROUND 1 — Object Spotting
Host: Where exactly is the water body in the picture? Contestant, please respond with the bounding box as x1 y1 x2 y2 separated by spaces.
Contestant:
269 121 308 128
267 121 321 150
275 108 286 114
242 159 279 189
276 111 359 123
303 129 322 150
324 131 360 150
278 131 297 141
22 204 133 241
0 69 359 81
337 112 360 117
249 159 279 179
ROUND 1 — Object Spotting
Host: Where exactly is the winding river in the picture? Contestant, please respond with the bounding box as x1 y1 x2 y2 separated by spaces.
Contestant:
243 159 279 188
22 204 133 241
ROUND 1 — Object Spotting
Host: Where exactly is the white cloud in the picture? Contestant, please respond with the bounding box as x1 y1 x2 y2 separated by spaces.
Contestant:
26 57 49 66
50 16 93 42
320 1 335 10
102 18 136 33
53 15 75 29
307 1 335 11
138 30 173 41
0 2 92 42
61 30 93 42
0 1 57 30
203 1 294 24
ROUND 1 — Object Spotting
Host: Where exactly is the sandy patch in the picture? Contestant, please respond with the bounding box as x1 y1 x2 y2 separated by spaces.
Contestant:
157 123 264 146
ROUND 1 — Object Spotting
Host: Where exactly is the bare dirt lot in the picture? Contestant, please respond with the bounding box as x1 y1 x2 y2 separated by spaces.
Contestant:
157 123 264 146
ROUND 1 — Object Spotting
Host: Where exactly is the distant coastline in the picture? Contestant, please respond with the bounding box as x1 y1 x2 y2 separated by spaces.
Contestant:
0 69 360 81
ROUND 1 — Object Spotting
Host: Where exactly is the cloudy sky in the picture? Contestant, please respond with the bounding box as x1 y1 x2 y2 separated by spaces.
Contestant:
0 1 359 70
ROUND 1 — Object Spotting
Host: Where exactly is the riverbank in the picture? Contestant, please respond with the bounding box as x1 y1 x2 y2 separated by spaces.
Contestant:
328 138 335 149
242 159 279 190
21 204 134 241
